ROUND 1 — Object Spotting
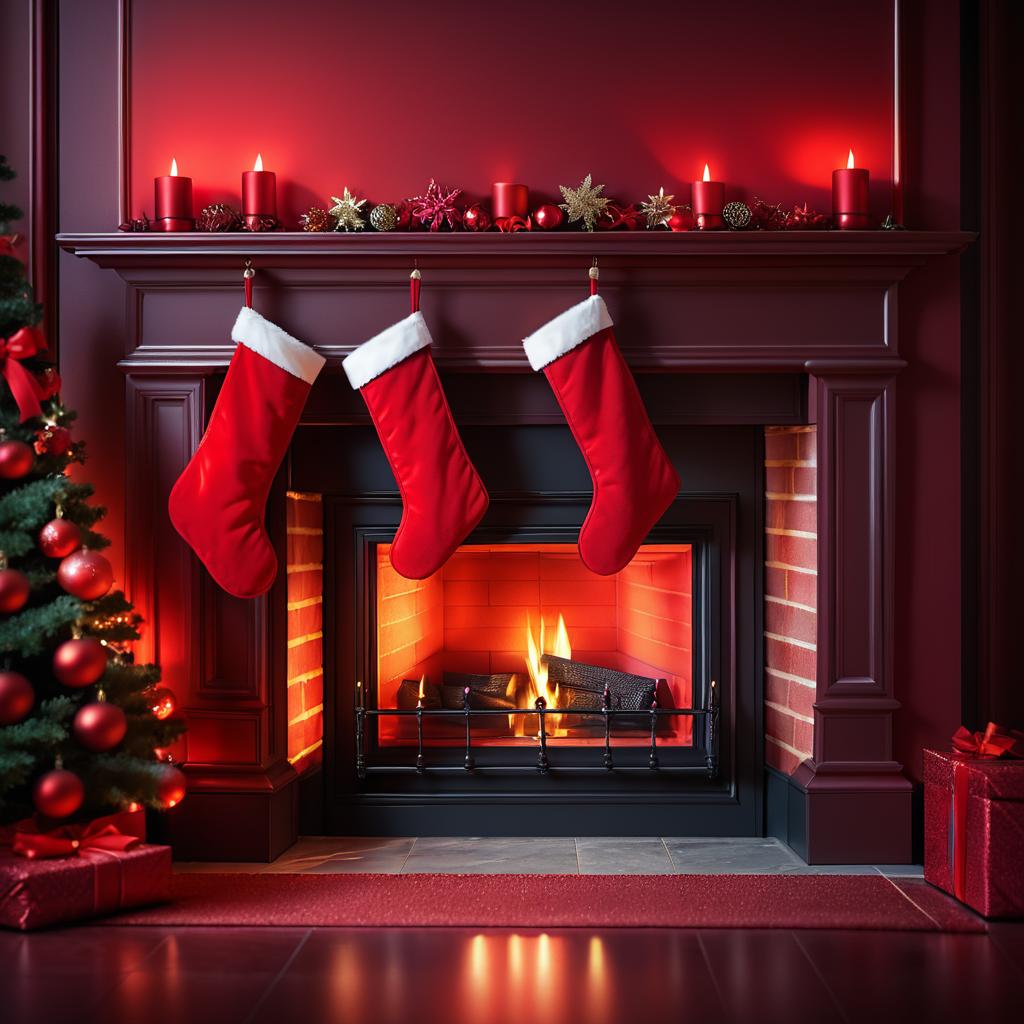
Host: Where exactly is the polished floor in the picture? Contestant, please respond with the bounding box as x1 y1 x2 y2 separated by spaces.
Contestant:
4 922 1024 1024
5 838 1022 1024
174 835 928 876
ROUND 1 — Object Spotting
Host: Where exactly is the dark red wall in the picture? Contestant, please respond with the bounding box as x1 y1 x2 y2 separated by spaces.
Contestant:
127 0 895 225
3 0 964 791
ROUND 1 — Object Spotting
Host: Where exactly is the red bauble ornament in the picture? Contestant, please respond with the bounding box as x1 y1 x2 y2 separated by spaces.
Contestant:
34 425 73 457
57 549 114 600
0 670 34 725
0 567 31 613
532 204 564 230
53 636 108 687
395 202 413 230
157 765 187 808
148 686 176 720
0 440 34 479
73 700 127 752
33 768 84 819
461 204 492 232
39 518 82 559
667 209 694 232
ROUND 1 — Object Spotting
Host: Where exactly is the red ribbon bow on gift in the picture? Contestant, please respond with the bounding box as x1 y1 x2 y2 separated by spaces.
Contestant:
951 721 1024 760
5 809 143 860
0 325 47 422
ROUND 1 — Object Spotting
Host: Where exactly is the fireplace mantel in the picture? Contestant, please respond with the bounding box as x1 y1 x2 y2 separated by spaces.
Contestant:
60 228 972 861
58 231 972 375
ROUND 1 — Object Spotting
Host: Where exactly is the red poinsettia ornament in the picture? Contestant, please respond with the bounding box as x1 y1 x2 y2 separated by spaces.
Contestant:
408 180 463 231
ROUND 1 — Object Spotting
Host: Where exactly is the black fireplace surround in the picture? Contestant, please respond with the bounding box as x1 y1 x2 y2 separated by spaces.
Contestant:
289 372 777 836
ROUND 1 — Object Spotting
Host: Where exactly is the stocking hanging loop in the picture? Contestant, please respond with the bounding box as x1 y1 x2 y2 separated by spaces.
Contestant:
243 260 255 309
410 264 422 313
589 258 599 296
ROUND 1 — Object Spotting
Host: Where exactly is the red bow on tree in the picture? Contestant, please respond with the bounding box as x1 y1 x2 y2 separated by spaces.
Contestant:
952 721 1024 759
0 325 47 422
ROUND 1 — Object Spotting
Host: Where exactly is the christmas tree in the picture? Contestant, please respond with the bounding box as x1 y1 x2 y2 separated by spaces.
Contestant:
0 155 185 824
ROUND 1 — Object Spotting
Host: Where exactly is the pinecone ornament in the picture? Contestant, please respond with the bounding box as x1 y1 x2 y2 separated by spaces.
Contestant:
722 201 752 230
369 203 398 232
197 203 242 232
300 206 333 232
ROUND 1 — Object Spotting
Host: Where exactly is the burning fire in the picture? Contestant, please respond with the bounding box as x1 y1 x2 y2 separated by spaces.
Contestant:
253 153 264 172
702 163 712 182
847 148 856 170
417 674 425 704
524 613 571 708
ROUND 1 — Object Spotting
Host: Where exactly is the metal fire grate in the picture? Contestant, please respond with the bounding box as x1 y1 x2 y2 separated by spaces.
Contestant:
355 677 719 779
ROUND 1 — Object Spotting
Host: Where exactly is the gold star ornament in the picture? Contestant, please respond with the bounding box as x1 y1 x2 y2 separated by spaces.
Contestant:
328 187 367 231
558 174 609 232
640 187 677 229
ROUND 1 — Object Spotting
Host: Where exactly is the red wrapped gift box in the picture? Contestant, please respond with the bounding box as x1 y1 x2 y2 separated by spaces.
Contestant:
0 809 171 930
924 747 1024 918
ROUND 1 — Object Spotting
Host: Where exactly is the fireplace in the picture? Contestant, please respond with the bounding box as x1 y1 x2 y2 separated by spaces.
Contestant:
372 540 700 756
58 229 971 861
311 415 756 836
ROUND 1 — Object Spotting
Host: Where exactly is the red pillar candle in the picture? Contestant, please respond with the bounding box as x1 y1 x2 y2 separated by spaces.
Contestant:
832 149 870 230
492 182 529 219
242 153 277 228
692 163 724 230
154 158 194 231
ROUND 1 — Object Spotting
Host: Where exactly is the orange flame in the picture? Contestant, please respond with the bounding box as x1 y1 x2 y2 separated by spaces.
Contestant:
847 148 856 170
702 163 711 182
170 158 178 176
254 153 264 172
417 675 425 702
524 613 571 707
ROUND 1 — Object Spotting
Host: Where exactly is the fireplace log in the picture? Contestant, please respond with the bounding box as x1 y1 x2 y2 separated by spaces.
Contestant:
396 679 442 710
542 655 660 730
442 672 518 711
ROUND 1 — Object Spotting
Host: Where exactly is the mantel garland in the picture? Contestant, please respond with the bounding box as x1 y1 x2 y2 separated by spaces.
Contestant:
121 171 894 235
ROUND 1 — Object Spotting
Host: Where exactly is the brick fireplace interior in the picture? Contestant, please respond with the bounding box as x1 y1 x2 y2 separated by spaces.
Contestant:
374 542 694 749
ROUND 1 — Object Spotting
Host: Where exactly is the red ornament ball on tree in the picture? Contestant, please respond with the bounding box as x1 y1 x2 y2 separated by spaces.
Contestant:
0 440 34 479
148 686 176 720
39 518 82 559
34 425 73 457
532 204 564 230
53 636 108 687
57 549 113 600
73 700 127 751
0 567 31 612
33 768 84 819
157 765 187 808
0 670 34 725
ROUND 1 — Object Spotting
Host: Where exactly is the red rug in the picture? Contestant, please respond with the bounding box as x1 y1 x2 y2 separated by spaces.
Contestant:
104 873 984 931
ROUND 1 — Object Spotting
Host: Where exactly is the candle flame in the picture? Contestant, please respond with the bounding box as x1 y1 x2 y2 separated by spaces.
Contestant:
254 153 263 172
703 163 711 182
417 675 425 701
847 149 855 170
170 158 178 177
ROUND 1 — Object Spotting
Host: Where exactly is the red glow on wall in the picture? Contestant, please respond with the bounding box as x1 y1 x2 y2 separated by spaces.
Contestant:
128 0 895 225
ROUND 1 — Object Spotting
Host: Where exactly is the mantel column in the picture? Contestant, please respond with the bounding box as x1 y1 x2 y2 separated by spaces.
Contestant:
790 363 913 863
125 372 297 862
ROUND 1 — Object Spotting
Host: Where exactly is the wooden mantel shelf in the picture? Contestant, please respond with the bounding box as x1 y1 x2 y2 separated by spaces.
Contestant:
58 230 973 268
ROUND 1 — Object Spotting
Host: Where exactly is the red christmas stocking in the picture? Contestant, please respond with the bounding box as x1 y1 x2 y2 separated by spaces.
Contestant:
169 307 326 598
523 293 679 575
344 309 489 580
